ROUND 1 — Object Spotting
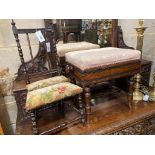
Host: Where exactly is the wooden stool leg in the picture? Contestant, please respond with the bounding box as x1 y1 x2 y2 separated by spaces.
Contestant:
30 110 38 135
77 94 85 124
58 101 65 116
128 77 134 109
84 87 91 124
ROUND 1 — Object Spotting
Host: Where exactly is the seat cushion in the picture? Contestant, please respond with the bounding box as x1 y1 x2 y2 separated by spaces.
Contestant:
26 76 69 91
26 82 83 110
65 47 141 71
56 41 100 57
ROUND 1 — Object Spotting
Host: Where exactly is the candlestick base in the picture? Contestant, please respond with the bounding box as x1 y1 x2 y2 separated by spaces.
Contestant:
133 73 143 101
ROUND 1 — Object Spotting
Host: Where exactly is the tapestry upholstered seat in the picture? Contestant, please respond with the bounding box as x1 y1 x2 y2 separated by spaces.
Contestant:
65 47 141 71
26 82 83 110
26 76 69 91
56 41 100 57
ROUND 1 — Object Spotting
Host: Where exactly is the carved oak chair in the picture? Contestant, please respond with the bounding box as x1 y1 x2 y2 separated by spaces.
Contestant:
11 20 85 135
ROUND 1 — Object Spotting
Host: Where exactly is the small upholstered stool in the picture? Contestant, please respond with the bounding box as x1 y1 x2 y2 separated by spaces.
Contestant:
26 82 83 110
57 41 100 58
56 41 100 68
25 76 84 134
65 47 141 124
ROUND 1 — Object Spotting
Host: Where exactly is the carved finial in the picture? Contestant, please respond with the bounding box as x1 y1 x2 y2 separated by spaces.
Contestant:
138 19 144 28
11 19 15 26
48 22 53 28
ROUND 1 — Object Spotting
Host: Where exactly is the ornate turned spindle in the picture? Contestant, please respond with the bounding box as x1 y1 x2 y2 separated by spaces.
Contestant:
77 94 85 124
11 20 30 84
49 23 61 75
128 77 134 108
84 87 91 124
26 33 35 68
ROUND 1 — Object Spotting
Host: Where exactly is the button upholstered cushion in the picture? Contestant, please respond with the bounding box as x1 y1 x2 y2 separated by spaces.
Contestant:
65 47 141 71
26 76 69 91
26 82 83 110
56 41 100 57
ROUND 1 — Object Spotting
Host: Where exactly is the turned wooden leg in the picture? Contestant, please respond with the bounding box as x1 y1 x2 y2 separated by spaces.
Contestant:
30 110 38 135
58 101 65 116
63 32 67 43
84 87 91 124
128 77 134 109
77 94 85 125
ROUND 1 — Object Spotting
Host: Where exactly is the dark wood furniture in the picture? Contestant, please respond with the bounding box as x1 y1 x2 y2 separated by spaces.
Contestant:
12 20 84 135
61 19 82 43
57 20 135 73
44 19 82 43
16 90 155 135
83 29 98 44
116 59 152 91
141 60 152 86
14 19 152 135
65 21 142 124
66 59 140 124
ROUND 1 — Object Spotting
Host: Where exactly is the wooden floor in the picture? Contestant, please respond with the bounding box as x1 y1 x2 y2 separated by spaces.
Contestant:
16 86 155 135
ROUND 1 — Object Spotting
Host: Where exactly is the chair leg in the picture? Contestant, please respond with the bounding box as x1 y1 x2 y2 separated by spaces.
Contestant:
30 110 38 135
127 77 134 109
84 87 91 124
77 94 85 125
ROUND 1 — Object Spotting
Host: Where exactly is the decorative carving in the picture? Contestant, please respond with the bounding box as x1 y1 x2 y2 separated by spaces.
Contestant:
17 44 48 81
146 117 155 135
12 21 61 83
12 22 85 134
11 20 30 83
30 110 38 135
113 122 146 135
14 90 30 122
77 94 85 124
113 117 155 135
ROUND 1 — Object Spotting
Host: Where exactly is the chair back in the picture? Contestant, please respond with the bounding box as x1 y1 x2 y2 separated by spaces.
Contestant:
11 20 61 84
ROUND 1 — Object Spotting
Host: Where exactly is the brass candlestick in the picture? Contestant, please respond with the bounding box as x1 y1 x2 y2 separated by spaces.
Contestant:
135 19 147 54
133 19 147 101
133 73 143 101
